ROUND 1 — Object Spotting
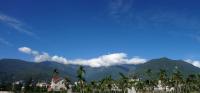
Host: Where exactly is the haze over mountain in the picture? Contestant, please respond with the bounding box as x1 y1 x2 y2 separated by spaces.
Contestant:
0 58 200 83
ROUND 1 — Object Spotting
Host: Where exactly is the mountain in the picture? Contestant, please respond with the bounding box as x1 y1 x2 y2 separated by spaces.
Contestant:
37 61 136 81
0 59 53 83
0 58 200 83
0 59 136 83
135 57 200 78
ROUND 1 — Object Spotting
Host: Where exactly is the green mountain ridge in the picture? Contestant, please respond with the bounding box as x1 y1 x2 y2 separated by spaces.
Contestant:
0 58 200 83
135 58 200 79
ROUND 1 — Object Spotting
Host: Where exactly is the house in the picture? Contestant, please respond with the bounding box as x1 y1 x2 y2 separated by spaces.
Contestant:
36 82 48 88
154 80 165 91
48 69 67 92
154 80 175 92
127 87 136 93
127 79 138 93
111 83 121 91
12 80 24 85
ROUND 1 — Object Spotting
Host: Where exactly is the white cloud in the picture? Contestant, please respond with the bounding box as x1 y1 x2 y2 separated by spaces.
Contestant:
18 47 32 54
185 59 200 68
108 0 134 20
18 47 147 67
0 13 38 38
0 37 12 46
32 50 39 56
51 55 68 64
34 52 50 62
126 57 147 64
18 47 49 62
70 54 147 67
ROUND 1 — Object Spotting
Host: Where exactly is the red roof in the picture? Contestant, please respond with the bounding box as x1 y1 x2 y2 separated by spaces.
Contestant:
52 75 62 84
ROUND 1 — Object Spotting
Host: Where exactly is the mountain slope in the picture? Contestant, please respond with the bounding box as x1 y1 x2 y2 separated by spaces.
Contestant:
0 59 53 83
135 58 200 78
0 59 135 83
0 58 200 83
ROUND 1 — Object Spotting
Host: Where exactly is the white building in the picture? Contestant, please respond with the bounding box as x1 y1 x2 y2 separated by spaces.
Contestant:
36 82 48 88
48 69 67 92
127 87 136 93
127 78 138 93
154 80 175 92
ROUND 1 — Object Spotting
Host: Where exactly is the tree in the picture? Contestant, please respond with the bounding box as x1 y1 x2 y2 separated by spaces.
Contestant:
24 77 33 92
64 76 71 89
99 75 113 93
197 74 200 91
135 80 145 93
145 69 154 92
186 74 197 92
77 65 86 93
158 69 167 83
90 80 97 93
146 69 152 79
119 72 129 93
106 75 113 93
99 78 106 92
172 66 183 93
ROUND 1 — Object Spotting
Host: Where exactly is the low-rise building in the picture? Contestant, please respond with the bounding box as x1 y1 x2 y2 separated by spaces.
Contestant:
48 69 67 92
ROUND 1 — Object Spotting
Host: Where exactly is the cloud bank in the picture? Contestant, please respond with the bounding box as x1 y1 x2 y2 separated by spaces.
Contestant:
185 59 200 68
19 47 200 68
18 47 147 67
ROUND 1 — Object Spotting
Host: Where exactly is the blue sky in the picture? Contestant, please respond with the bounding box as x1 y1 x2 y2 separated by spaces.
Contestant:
1 0 200 66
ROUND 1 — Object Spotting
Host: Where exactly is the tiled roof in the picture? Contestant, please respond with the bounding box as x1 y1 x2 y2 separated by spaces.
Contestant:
52 76 62 84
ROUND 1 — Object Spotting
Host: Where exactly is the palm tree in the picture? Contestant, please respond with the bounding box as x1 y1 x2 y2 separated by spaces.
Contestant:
100 75 113 93
90 80 97 93
172 66 183 93
134 80 145 93
85 84 93 93
145 69 154 92
119 72 129 93
158 69 167 84
197 74 200 92
106 75 113 93
186 74 198 92
99 79 106 92
77 65 86 93
64 76 71 90
146 69 152 79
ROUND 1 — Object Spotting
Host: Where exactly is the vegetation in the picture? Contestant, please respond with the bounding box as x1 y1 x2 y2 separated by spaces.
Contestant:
1 66 200 93
76 66 86 93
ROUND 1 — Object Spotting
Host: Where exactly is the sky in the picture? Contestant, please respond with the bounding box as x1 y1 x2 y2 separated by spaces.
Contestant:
1 0 200 67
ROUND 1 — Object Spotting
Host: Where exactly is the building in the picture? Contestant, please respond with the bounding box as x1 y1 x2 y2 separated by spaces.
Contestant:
36 82 48 88
48 69 67 92
127 87 136 93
